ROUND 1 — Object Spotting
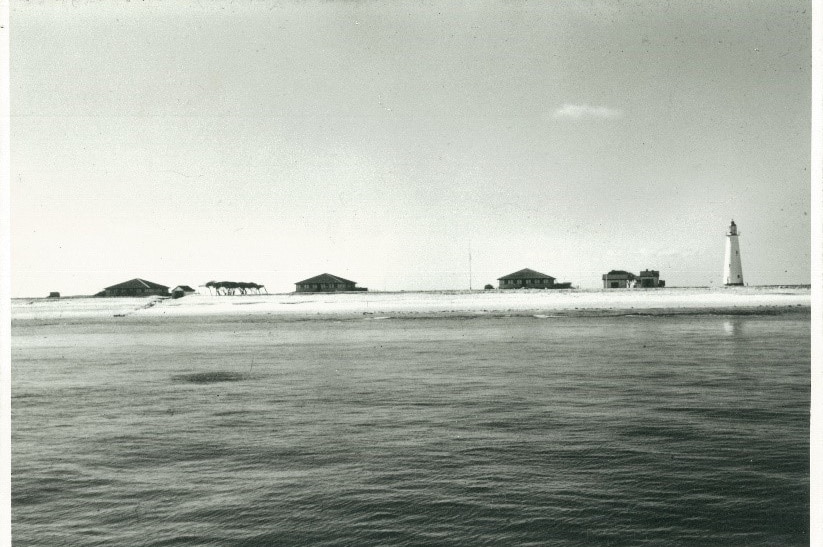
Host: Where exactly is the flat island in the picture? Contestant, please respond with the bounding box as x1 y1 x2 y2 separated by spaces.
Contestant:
11 286 811 321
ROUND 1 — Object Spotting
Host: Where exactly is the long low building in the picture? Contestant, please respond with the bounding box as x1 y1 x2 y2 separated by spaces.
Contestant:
295 273 367 293
102 278 169 297
497 268 556 289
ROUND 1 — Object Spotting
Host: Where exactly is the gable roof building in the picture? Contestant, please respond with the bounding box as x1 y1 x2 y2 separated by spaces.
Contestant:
602 269 664 288
602 270 635 288
295 273 367 293
103 278 169 297
497 268 556 289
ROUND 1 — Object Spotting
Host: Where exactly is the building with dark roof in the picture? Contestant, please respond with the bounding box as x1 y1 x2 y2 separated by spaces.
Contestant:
602 270 635 288
637 270 664 288
103 278 169 297
171 285 197 299
603 270 664 288
172 285 196 294
497 268 556 289
294 273 367 293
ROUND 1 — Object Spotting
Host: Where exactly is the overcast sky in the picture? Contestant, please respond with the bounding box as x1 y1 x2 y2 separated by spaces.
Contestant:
10 0 811 296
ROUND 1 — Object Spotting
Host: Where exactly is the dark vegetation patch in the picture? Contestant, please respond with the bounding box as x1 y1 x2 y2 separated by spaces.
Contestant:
212 409 254 416
172 371 248 384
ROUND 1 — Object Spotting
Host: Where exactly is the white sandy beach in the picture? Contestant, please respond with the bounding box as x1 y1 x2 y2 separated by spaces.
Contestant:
11 287 811 321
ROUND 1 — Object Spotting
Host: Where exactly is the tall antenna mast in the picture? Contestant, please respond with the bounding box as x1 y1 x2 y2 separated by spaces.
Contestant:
468 239 473 291
469 247 472 290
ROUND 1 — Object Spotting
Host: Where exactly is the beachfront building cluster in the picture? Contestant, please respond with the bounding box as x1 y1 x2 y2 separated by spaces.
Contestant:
602 270 664 289
73 221 741 297
96 267 650 297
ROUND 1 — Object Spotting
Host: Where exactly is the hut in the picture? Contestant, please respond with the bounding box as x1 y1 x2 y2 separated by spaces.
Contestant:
102 278 169 297
497 268 556 289
294 273 367 293
172 285 196 295
171 285 196 299
47 292 60 298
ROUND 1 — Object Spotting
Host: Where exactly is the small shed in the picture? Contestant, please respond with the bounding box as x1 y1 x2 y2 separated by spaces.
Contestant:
172 285 196 295
47 292 60 298
103 278 169 297
497 268 556 289
295 273 367 293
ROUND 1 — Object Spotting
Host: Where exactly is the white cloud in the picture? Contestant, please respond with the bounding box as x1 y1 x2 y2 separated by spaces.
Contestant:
553 103 624 120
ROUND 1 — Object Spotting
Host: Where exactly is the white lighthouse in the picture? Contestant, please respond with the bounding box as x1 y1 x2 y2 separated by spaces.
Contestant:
723 220 744 286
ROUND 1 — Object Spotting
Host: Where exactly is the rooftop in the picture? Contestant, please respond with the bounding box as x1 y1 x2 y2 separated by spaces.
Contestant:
295 273 358 285
603 270 636 279
498 268 556 281
104 278 169 291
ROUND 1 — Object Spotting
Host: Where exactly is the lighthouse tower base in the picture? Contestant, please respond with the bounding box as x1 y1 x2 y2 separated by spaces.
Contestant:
723 232 744 286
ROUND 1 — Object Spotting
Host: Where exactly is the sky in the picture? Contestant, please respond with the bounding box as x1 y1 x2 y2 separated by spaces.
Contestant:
10 0 812 296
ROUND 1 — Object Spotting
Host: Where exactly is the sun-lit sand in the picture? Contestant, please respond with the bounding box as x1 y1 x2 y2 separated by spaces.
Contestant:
11 287 810 321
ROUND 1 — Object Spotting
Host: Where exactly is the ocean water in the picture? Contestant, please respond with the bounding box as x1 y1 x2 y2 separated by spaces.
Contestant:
12 311 810 545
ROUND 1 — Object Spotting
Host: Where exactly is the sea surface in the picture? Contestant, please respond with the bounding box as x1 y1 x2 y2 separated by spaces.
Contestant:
12 311 810 545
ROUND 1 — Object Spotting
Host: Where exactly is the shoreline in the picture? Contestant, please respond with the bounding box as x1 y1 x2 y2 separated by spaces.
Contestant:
11 287 812 322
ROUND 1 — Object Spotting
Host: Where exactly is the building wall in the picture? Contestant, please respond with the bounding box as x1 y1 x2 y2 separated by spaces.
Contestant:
295 282 356 292
603 277 632 289
603 276 663 288
105 287 168 297
638 277 659 288
499 278 555 289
